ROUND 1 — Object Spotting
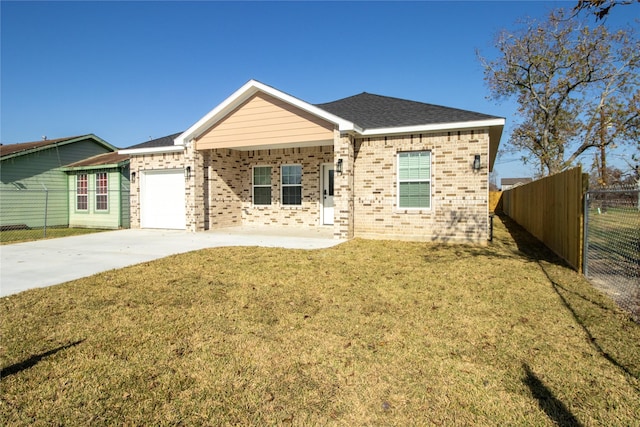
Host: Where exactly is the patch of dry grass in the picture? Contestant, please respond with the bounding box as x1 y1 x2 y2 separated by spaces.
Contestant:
1 216 639 425
0 227 108 245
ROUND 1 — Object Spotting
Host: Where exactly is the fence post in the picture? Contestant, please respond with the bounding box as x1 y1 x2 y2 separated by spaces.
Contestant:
583 191 589 276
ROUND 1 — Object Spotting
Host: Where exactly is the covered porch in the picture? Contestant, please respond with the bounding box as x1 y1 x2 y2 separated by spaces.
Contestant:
179 81 355 239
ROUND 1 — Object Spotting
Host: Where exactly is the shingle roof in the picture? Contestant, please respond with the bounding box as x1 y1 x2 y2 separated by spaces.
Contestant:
127 132 183 149
316 92 501 130
0 134 116 160
64 151 130 168
0 136 84 158
501 178 533 186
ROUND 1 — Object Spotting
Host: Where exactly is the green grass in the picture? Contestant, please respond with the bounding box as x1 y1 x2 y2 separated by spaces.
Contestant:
588 207 640 261
1 216 639 425
0 227 109 245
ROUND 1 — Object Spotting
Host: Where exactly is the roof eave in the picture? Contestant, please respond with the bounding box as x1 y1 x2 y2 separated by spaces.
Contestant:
119 145 185 155
61 159 129 172
488 123 504 172
175 80 356 145
358 118 505 136
356 118 504 171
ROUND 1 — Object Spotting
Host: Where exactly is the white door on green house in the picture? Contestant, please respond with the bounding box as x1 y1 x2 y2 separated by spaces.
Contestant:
322 164 335 225
140 169 186 229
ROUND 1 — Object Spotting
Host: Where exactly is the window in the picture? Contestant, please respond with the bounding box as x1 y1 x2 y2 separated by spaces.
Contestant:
281 165 302 205
96 172 108 211
398 151 431 209
253 166 272 205
76 174 88 211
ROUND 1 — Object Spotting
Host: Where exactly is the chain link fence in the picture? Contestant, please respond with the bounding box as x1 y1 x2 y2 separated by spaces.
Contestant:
1 189 130 244
584 184 640 321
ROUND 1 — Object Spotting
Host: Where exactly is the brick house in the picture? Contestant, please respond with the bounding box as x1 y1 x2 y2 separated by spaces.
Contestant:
121 80 504 243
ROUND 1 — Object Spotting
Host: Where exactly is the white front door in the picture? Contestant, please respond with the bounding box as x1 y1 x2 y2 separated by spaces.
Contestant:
322 164 335 225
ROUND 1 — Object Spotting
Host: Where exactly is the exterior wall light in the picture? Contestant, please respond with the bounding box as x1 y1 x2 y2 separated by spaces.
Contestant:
473 154 481 171
336 158 343 174
185 166 191 179
131 171 136 183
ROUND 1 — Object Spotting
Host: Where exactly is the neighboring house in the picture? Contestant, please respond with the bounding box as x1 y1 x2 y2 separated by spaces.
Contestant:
121 80 505 243
501 178 533 191
1 135 117 229
62 152 131 229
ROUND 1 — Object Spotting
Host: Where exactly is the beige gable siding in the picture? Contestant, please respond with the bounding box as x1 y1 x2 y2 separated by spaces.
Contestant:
195 92 335 150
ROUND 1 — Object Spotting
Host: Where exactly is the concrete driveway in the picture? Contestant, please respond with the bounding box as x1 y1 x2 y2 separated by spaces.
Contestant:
0 227 344 297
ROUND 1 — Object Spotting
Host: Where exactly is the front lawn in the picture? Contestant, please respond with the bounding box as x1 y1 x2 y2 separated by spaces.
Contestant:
1 216 639 425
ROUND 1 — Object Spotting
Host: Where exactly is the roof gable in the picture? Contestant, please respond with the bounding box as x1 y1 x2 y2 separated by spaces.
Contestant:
175 80 356 146
195 91 335 151
0 134 117 161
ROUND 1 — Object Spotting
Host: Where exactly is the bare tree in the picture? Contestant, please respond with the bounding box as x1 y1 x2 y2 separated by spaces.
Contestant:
479 9 639 177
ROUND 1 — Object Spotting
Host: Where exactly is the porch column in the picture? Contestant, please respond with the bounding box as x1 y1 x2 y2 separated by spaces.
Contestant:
185 141 205 232
333 130 354 239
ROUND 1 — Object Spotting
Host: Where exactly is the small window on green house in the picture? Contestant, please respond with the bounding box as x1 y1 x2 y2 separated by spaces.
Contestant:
96 172 108 211
253 166 272 205
398 151 431 209
77 174 88 211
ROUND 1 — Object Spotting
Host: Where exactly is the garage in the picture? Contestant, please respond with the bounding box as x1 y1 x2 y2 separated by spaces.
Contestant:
140 169 186 229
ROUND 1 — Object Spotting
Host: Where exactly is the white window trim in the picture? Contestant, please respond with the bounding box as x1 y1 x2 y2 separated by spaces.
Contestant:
280 164 303 206
95 172 108 212
252 165 272 206
396 151 432 211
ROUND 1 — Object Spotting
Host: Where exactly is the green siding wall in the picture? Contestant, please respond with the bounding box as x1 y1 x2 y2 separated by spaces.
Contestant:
1 139 112 228
67 167 130 229
120 165 131 228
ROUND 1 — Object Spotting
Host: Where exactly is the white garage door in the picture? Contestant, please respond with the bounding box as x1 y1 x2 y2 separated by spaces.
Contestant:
140 169 186 229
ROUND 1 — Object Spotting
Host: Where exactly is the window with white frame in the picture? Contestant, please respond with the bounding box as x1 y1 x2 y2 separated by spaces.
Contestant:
77 174 88 211
96 172 108 211
281 165 302 205
253 166 272 205
398 151 431 209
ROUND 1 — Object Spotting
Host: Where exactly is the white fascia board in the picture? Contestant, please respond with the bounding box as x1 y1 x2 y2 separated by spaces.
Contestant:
175 80 356 146
119 145 185 155
359 118 506 136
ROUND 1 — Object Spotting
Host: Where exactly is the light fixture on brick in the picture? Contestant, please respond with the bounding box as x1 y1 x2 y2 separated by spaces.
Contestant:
473 154 481 171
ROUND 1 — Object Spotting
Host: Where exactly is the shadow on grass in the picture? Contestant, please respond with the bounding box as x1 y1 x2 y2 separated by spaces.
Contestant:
497 214 565 265
501 215 640 386
421 214 570 265
1 340 84 379
523 363 583 427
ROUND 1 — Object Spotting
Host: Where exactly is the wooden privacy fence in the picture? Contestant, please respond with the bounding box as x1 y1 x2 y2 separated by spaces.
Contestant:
489 191 503 213
502 167 588 271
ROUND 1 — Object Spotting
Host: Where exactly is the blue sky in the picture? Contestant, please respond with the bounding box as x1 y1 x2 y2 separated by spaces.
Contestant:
0 1 634 181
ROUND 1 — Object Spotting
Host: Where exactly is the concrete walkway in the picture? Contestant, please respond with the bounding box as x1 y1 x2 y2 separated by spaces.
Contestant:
0 227 343 297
